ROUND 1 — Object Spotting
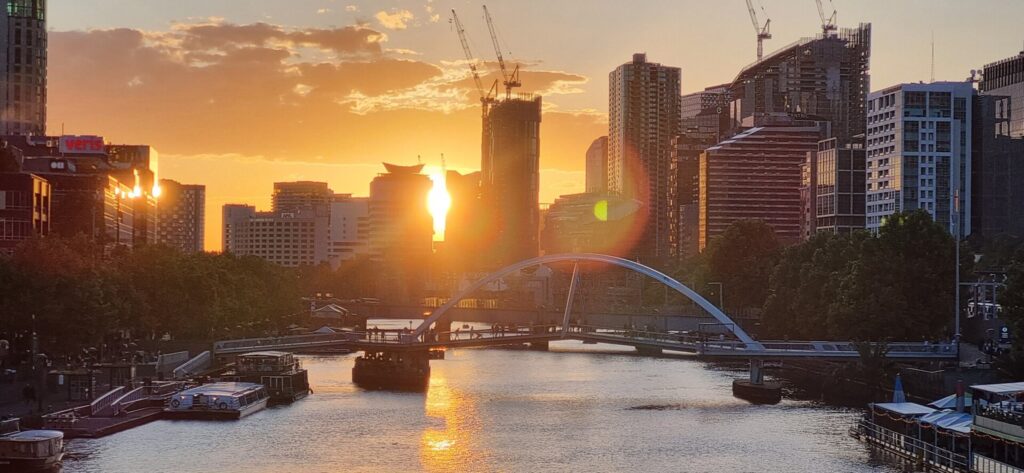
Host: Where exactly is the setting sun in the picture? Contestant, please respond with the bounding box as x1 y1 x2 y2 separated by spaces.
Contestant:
427 172 452 241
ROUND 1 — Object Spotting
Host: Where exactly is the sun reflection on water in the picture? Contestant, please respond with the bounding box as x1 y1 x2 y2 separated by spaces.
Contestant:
419 373 486 472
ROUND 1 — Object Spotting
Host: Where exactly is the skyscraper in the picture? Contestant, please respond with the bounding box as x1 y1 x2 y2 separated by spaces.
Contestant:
482 96 542 268
1 0 46 135
729 24 871 145
272 181 333 213
980 50 1024 139
221 202 330 267
971 94 1024 239
699 119 824 250
328 194 369 263
865 82 975 235
157 179 205 253
608 53 681 264
800 137 866 238
585 136 608 193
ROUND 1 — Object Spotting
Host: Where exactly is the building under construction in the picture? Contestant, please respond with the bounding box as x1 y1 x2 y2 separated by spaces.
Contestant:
729 23 871 145
481 95 542 268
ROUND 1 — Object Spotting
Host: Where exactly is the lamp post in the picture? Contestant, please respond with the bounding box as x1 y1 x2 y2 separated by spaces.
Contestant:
708 282 724 309
954 190 961 346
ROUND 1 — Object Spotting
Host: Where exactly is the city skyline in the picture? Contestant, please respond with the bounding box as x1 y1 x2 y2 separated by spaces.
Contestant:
43 0 1024 251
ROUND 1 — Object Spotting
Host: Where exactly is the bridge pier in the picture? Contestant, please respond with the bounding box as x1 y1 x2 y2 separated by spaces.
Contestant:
529 341 549 351
732 359 781 404
352 350 431 391
636 346 662 356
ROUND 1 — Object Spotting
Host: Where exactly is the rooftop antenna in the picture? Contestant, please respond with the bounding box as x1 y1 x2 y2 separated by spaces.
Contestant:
931 31 935 83
417 154 422 165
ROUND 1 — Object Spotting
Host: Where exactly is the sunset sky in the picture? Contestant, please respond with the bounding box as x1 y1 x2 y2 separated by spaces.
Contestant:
46 0 1024 251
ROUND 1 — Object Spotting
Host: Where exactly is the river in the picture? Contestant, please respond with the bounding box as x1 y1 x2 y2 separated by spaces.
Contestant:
58 339 912 473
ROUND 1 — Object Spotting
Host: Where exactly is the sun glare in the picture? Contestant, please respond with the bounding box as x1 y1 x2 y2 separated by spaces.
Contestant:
427 172 451 241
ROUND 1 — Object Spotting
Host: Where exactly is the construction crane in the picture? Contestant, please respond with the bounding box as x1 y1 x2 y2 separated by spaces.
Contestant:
815 0 837 36
483 5 521 100
745 0 772 62
450 9 497 116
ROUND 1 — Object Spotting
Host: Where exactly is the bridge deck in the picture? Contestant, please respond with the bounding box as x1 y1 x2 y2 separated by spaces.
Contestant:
214 327 958 361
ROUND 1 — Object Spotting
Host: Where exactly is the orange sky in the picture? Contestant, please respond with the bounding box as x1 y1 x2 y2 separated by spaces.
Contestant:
43 1 1024 251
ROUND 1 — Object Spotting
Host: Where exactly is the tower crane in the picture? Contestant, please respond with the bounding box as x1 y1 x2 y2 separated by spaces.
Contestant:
745 0 772 62
450 9 498 116
483 5 521 100
815 0 837 36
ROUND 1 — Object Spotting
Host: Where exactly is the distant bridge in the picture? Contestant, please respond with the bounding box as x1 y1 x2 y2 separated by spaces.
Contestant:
216 253 957 363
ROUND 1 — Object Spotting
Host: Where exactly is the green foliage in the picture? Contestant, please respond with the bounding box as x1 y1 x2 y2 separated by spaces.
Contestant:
702 220 782 310
0 237 303 355
762 211 956 342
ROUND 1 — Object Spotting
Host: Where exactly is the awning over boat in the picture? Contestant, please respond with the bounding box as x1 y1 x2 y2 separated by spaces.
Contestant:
928 393 973 409
919 411 973 434
872 402 936 417
970 382 1024 396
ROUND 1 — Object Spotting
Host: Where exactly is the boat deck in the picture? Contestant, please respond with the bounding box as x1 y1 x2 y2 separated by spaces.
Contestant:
51 407 166 439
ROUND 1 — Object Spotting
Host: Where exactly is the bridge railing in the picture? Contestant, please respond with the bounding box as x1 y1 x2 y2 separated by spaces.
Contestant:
214 332 362 353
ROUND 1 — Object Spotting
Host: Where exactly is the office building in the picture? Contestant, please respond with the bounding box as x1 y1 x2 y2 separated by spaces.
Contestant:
367 163 433 263
971 94 1024 238
865 82 974 235
442 170 489 272
156 179 205 253
669 128 719 259
585 136 608 193
980 50 1024 139
1 0 46 135
4 135 158 248
800 137 866 239
0 171 48 253
699 118 824 250
608 53 681 264
482 96 542 268
540 192 641 256
729 24 871 145
328 194 369 263
221 203 330 267
272 181 333 213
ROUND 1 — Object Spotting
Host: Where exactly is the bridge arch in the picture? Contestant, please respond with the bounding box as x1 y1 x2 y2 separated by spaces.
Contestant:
412 253 762 349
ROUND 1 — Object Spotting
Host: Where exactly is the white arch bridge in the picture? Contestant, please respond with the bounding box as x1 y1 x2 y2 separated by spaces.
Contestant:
215 253 957 363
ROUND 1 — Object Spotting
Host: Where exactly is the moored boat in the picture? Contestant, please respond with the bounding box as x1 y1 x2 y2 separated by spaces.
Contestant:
165 382 269 420
0 425 64 472
220 351 310 404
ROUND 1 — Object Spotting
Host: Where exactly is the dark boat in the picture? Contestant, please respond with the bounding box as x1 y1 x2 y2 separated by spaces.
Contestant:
220 351 311 404
0 428 64 472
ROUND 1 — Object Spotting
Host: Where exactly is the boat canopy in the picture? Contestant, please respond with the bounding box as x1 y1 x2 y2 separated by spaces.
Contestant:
178 382 263 397
872 402 936 417
2 430 63 441
928 393 973 409
919 411 973 434
970 382 1024 396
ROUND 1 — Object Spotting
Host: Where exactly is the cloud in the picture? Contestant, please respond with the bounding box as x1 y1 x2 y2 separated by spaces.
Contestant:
345 5 358 12
374 9 415 30
316 8 330 15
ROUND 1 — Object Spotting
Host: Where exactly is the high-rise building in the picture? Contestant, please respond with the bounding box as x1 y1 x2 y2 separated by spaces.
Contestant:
865 82 975 235
669 128 719 259
980 50 1024 139
585 136 608 193
541 192 641 256
971 94 1024 238
328 194 369 263
367 163 433 263
0 171 48 253
608 53 681 264
681 84 729 123
699 119 825 250
482 96 542 268
0 0 46 136
5 135 158 248
800 137 867 239
156 179 205 253
729 24 871 145
221 202 330 267
272 181 333 213
442 170 489 272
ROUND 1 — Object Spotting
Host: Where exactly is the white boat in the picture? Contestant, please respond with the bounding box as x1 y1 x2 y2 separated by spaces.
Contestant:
165 382 269 420
0 429 64 471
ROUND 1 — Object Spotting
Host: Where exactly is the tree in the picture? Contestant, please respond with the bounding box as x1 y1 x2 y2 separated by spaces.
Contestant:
702 220 782 310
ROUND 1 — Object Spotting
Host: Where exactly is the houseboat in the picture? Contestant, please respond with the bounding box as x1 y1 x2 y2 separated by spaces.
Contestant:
0 420 64 472
220 351 310 404
165 382 269 420
969 382 1024 472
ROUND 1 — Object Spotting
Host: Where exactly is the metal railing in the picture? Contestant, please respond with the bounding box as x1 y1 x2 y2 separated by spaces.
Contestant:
852 419 967 472
94 386 147 417
173 351 211 379
88 387 125 416
974 454 1024 473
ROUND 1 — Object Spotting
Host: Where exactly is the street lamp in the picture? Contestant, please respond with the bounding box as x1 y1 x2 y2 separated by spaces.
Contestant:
707 282 724 309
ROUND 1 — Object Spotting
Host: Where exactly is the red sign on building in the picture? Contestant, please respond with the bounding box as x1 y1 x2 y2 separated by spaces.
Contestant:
59 135 106 155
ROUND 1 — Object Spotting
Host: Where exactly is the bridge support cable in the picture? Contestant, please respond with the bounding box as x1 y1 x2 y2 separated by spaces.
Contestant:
560 261 581 338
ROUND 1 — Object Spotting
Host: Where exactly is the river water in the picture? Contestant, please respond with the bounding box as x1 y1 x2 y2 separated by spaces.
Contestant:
61 339 910 473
